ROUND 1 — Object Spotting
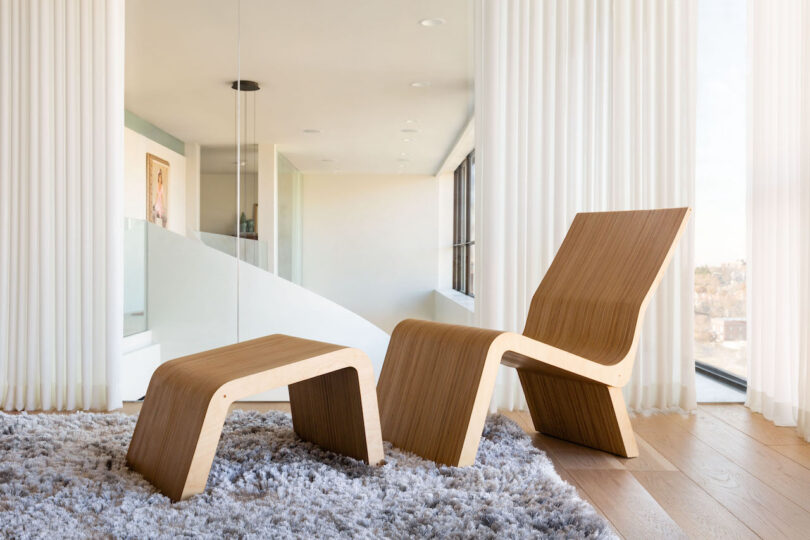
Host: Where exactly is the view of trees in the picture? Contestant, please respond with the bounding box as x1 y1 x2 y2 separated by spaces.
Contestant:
694 260 746 378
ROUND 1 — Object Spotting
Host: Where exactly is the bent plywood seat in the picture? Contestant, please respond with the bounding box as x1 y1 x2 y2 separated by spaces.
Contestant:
377 208 691 466
127 334 384 501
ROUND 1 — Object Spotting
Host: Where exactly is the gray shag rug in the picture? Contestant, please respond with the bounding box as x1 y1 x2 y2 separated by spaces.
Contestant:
0 410 615 539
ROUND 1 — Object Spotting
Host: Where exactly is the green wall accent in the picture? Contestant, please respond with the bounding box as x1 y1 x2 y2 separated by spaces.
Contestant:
125 110 185 156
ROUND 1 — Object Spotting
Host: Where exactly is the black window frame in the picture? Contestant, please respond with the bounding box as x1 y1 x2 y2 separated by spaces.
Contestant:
453 151 475 296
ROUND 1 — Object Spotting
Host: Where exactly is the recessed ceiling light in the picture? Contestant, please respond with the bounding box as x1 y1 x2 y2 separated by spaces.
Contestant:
410 81 431 88
401 128 419 133
420 18 446 27
400 152 408 156
404 120 416 124
402 138 412 143
303 129 321 134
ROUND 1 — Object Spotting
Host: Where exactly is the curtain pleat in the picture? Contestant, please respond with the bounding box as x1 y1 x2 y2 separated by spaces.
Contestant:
0 0 124 411
747 0 810 440
476 0 697 413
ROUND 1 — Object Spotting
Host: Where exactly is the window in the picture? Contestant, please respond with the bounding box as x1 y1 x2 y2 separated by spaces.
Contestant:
693 0 747 387
453 151 475 296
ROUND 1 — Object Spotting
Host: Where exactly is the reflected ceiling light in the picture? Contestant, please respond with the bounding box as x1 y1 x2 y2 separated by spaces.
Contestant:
402 138 412 143
410 81 431 88
420 18 445 27
401 128 419 133
404 119 416 124
303 129 321 134
400 152 408 156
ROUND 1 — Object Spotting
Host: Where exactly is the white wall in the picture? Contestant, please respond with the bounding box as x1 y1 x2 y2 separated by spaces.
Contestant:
436 171 455 290
301 173 439 333
434 289 475 326
185 142 201 235
124 127 186 235
257 143 278 273
277 153 302 283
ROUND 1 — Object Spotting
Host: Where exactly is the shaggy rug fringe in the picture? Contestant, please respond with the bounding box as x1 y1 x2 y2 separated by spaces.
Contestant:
0 410 615 539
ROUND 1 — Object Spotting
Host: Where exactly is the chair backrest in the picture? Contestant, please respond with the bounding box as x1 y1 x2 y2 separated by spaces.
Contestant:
523 208 690 366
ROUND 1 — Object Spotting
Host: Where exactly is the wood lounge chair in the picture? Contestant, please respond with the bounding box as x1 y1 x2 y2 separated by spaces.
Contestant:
127 335 384 501
377 208 691 466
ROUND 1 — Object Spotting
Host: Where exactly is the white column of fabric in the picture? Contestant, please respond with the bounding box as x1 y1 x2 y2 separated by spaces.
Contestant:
0 0 124 410
476 0 697 412
747 0 810 440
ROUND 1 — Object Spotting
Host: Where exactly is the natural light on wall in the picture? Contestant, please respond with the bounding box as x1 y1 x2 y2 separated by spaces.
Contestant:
694 0 747 381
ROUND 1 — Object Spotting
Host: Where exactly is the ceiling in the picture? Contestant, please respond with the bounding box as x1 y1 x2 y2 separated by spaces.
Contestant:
125 0 473 175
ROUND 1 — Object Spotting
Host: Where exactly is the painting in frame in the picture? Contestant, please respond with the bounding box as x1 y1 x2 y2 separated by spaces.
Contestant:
146 153 169 228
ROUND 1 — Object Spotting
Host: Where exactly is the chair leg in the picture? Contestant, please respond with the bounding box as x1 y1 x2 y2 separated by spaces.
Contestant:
126 369 231 502
289 366 384 465
517 370 639 458
377 320 504 466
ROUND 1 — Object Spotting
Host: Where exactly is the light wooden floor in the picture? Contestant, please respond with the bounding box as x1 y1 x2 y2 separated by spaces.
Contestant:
118 402 810 539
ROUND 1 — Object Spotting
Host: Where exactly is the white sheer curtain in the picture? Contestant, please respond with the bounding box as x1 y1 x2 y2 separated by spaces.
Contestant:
747 0 810 440
0 0 124 410
475 0 697 412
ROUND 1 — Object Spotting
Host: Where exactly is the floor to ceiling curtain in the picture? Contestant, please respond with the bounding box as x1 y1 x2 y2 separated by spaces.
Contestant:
747 0 810 440
475 0 697 412
0 0 124 410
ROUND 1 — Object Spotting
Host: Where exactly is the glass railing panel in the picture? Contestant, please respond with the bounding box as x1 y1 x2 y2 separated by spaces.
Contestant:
277 152 302 283
124 217 148 336
198 231 268 271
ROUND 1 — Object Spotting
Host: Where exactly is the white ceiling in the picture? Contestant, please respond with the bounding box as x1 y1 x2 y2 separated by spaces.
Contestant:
125 0 473 175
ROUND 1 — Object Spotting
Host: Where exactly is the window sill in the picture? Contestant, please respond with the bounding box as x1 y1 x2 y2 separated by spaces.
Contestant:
435 289 475 313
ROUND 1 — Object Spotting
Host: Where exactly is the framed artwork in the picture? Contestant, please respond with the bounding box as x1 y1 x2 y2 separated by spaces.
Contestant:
146 153 169 228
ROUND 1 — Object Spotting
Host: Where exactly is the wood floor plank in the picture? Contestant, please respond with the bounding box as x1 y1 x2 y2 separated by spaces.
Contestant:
669 408 810 513
121 402 142 415
772 444 810 470
568 469 686 540
631 471 758 540
700 404 806 446
633 414 810 539
619 434 678 472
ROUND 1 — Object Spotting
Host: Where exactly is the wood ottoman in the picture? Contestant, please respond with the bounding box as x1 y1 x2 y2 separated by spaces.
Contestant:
126 334 384 501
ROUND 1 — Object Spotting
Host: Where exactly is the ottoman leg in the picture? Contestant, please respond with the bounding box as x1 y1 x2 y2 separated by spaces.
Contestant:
126 363 230 502
289 363 384 465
